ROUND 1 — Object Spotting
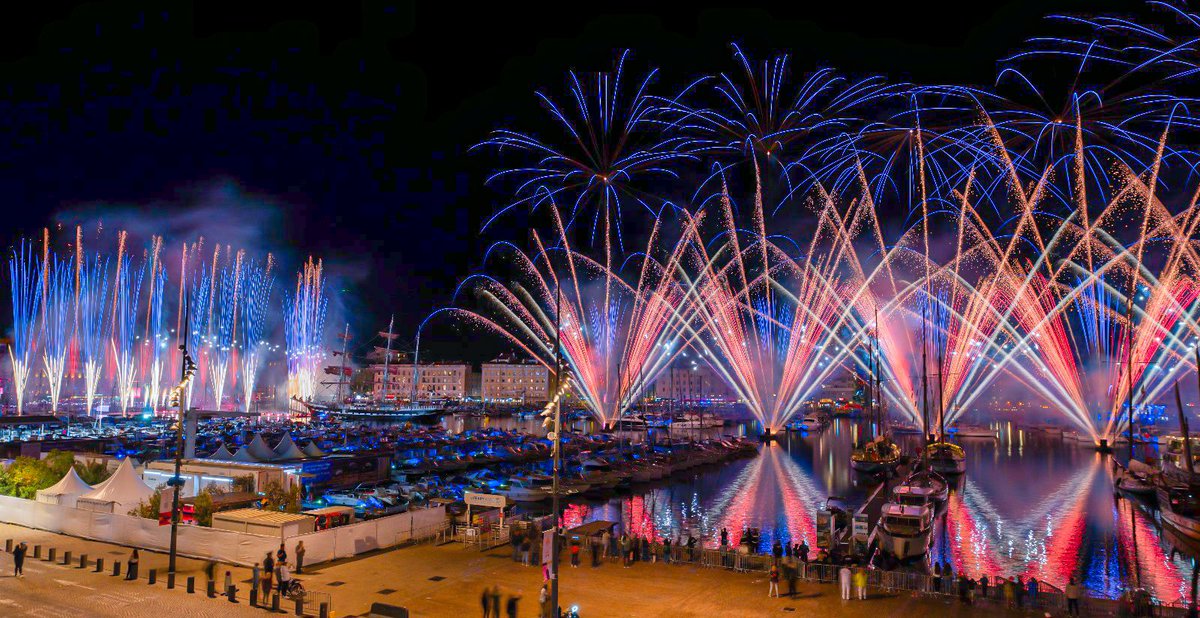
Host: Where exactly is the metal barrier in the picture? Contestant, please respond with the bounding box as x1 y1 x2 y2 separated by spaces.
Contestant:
297 590 333 617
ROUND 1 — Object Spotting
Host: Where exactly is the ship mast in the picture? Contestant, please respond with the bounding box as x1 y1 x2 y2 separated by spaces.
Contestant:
381 314 394 404
337 323 349 411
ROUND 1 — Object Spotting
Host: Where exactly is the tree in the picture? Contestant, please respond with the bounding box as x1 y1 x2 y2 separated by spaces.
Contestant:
74 459 112 486
0 450 77 499
260 481 301 513
129 491 161 518
232 474 255 494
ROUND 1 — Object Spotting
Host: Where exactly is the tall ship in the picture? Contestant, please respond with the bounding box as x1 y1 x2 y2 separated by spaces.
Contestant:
851 310 902 475
301 318 442 422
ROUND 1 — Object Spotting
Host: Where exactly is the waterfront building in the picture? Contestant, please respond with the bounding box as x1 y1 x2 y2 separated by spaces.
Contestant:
481 355 550 403
651 358 736 404
370 362 473 402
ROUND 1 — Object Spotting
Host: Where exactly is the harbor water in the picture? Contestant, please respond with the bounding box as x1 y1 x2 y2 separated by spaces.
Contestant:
445 413 1197 602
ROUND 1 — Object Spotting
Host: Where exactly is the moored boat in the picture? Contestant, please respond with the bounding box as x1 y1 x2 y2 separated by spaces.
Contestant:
851 435 902 474
924 442 966 476
876 501 934 560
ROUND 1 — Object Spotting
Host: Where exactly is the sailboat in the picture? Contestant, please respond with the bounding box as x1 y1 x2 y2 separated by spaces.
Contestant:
303 318 442 421
923 301 966 476
851 309 902 474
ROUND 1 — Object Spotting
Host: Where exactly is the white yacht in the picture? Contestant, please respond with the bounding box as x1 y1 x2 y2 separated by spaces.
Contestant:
876 502 934 560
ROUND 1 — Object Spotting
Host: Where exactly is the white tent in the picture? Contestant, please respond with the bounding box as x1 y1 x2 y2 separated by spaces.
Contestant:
207 444 234 460
247 434 276 461
35 467 93 508
272 434 306 461
301 441 325 458
75 458 157 515
231 445 259 463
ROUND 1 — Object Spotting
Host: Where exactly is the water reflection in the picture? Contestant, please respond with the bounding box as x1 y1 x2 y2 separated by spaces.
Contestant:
532 416 1200 599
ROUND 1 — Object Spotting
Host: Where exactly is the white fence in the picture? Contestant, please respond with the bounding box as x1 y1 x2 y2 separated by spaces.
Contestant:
0 493 276 565
291 506 447 564
0 493 446 567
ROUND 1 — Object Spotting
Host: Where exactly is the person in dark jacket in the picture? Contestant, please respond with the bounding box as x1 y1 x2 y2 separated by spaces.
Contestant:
505 593 521 618
125 549 139 580
12 542 26 577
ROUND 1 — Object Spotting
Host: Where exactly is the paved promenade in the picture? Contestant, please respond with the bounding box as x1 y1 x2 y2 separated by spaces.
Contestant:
0 521 1028 617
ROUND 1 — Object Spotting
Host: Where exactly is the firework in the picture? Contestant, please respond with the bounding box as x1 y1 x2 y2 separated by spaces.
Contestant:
77 252 110 416
110 250 145 416
8 240 42 416
284 257 328 402
207 250 242 409
40 251 74 413
239 256 273 411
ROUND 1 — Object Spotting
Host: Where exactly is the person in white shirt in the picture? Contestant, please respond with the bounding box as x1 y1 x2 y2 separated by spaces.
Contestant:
839 565 852 600
276 561 292 595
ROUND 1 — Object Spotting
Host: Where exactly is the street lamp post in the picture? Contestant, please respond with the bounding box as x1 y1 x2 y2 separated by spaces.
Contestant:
167 306 197 576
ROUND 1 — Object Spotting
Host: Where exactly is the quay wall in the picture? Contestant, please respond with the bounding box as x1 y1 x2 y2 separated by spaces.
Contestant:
0 493 446 567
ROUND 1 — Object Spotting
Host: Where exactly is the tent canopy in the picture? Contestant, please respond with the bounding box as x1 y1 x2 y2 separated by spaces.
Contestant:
231 445 259 463
208 444 234 461
247 434 275 461
77 458 156 513
301 441 325 458
35 467 93 504
273 434 306 461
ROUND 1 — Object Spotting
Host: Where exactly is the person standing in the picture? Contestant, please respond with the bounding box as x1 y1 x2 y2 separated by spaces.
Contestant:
482 587 492 618
854 567 867 600
784 558 797 597
932 561 943 594
294 541 306 574
979 574 989 600
600 529 611 560
720 527 729 550
570 538 580 568
687 535 697 562
261 553 274 598
839 565 852 600
251 562 260 596
798 539 809 564
768 563 780 598
539 584 550 618
1026 576 1039 608
1065 577 1081 616
663 537 671 565
276 543 287 564
772 539 783 566
12 541 26 578
490 585 501 618
590 534 601 568
505 593 520 618
125 549 139 581
1015 575 1025 609
276 560 291 596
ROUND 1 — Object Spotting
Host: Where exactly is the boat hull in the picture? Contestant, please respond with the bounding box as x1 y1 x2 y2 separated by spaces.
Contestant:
928 457 966 476
876 528 931 560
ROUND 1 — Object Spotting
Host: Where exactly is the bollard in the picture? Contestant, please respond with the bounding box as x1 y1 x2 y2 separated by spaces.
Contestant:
62 550 71 566
206 579 216 598
226 585 237 603
148 569 156 585
186 576 195 594
271 593 280 612
112 562 121 577
47 548 55 562
95 558 104 573
320 601 330 618
294 597 304 616
33 545 41 559
249 587 258 607
167 572 175 589
78 554 87 569
4 539 11 552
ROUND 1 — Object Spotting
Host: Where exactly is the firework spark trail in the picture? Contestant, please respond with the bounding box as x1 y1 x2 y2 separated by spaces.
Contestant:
77 253 110 416
40 252 74 412
185 260 211 410
110 254 144 416
8 241 42 416
284 257 327 402
240 256 273 411
144 263 167 409
208 255 241 409
449 197 695 427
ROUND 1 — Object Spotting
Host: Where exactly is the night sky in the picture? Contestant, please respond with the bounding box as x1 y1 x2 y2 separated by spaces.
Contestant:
0 0 1137 361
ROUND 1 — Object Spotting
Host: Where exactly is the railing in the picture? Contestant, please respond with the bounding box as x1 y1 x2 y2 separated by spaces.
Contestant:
296 590 333 617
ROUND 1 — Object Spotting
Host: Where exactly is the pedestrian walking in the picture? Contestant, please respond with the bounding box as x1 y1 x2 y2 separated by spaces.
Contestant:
539 584 550 618
601 529 611 560
839 565 852 600
12 541 26 577
295 540 306 574
854 567 868 600
506 593 521 618
784 558 797 597
522 538 532 566
482 587 492 618
490 585 501 618
570 538 580 568
1065 577 1081 616
590 535 601 567
769 564 780 598
125 549 139 580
